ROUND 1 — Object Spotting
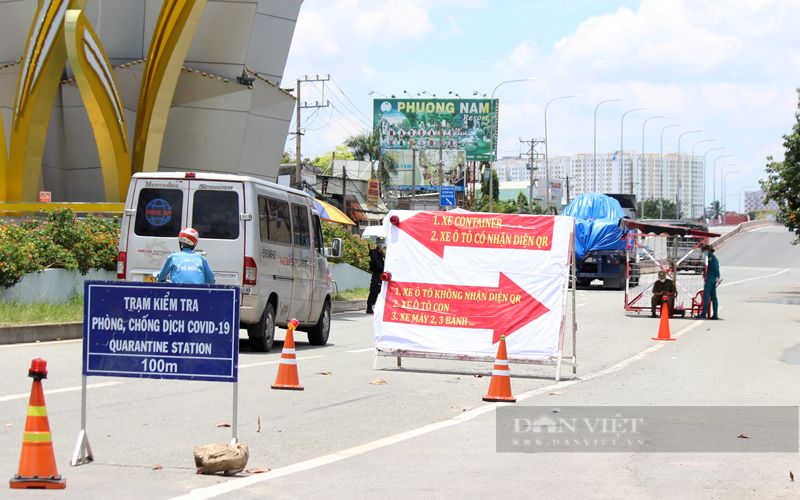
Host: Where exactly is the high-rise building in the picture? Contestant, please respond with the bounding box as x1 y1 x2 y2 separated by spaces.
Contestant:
744 190 780 211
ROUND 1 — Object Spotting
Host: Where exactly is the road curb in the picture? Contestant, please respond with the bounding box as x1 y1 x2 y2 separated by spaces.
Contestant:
0 301 369 346
712 219 779 250
0 322 82 345
332 299 367 314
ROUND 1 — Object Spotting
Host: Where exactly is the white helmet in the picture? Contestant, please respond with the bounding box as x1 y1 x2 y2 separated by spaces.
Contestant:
178 227 199 248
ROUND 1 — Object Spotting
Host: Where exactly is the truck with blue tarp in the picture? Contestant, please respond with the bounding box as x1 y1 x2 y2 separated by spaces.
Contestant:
562 193 630 289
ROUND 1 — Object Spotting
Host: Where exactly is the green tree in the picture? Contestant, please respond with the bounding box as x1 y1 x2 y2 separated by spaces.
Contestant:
706 200 722 219
642 198 679 219
761 88 800 243
343 131 398 187
516 190 528 209
479 165 499 200
310 146 355 175
281 150 294 164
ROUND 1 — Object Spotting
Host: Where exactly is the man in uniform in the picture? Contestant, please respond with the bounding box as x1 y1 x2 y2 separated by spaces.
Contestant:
366 237 385 314
651 270 677 317
697 244 720 319
157 227 215 284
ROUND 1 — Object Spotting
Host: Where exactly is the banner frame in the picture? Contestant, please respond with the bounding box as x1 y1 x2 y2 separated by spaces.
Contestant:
373 218 577 381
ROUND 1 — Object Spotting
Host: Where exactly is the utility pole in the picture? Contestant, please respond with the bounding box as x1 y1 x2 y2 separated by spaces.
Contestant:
519 138 545 212
438 122 444 190
342 169 347 212
565 176 572 204
293 75 331 185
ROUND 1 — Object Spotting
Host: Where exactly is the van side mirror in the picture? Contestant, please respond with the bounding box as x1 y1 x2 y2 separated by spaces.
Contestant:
326 238 342 259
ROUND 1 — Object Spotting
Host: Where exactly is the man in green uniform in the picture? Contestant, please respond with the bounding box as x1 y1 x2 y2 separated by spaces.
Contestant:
651 270 677 317
697 244 720 319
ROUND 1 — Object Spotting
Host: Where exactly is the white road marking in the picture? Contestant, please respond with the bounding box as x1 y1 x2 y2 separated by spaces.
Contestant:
0 381 121 403
239 355 323 369
167 320 705 500
345 348 375 353
719 268 790 287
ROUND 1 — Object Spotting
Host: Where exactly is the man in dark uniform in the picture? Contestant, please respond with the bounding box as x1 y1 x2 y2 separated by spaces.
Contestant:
651 270 677 317
697 244 721 319
366 237 385 314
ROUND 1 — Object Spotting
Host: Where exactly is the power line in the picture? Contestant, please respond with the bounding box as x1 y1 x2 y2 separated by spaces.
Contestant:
329 77 373 124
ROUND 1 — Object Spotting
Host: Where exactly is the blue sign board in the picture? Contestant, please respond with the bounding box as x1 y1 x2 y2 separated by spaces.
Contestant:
390 185 465 192
82 281 239 383
439 186 456 207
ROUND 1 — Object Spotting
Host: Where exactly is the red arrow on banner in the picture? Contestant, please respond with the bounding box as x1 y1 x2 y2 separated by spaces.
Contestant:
393 212 555 258
382 273 550 343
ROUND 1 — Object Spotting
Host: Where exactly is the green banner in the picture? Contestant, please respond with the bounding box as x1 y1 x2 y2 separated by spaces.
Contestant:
374 98 497 161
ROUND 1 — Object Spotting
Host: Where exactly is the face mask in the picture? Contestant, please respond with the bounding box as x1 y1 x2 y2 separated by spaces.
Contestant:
377 243 385 250
703 251 709 256
659 278 665 283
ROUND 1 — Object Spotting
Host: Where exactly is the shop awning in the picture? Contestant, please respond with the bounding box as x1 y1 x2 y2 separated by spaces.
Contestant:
314 199 356 225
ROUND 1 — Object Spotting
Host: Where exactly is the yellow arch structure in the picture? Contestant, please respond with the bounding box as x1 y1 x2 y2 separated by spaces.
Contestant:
7 0 87 202
64 10 130 202
0 111 7 201
132 0 208 174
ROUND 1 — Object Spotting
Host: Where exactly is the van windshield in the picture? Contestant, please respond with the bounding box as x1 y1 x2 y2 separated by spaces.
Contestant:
192 191 240 240
134 188 183 237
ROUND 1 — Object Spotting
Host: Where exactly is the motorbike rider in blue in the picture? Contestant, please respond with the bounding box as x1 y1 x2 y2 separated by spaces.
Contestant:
157 227 215 284
697 244 720 319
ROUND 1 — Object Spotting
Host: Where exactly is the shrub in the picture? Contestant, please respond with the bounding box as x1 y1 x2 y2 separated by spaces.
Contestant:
321 222 371 272
0 208 120 289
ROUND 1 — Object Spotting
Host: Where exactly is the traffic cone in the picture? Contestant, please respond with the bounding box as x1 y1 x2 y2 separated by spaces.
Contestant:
483 335 517 403
652 296 675 341
271 319 304 390
10 359 66 490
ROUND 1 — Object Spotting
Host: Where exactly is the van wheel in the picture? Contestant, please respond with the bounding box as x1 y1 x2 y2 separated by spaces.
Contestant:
248 303 275 352
307 301 331 346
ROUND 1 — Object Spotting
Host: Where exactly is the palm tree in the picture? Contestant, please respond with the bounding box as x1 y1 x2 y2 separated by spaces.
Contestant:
707 200 722 219
344 131 397 188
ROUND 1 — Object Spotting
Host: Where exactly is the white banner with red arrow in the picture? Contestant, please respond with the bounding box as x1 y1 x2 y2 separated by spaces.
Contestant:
374 210 575 360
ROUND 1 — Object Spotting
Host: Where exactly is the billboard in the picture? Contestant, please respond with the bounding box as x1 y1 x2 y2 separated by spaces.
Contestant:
374 98 497 161
384 149 467 191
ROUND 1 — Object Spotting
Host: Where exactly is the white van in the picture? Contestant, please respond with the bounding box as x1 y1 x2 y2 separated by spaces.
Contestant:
117 172 342 352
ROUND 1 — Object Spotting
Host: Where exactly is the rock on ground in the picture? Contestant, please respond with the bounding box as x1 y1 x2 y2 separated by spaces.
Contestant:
193 442 249 474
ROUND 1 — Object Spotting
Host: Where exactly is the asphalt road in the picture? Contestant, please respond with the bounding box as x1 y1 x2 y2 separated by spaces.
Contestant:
2 224 799 499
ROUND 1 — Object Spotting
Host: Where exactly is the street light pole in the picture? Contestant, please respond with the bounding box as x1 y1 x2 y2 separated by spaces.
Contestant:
545 94 582 211
712 155 734 211
676 130 701 218
640 116 668 219
689 139 716 219
738 185 756 214
593 98 626 192
620 107 650 193
700 148 725 220
488 78 538 212
722 169 740 225
659 124 684 218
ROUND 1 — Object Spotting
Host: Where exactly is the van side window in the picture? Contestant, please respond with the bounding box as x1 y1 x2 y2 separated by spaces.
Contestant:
266 198 292 244
312 214 324 253
192 191 239 240
134 188 183 237
292 204 310 248
258 196 269 242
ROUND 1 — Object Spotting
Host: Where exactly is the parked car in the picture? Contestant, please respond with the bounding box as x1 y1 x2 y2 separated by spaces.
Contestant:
117 172 341 352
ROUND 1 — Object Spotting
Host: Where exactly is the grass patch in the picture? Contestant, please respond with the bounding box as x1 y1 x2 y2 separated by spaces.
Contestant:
0 294 84 326
335 287 369 301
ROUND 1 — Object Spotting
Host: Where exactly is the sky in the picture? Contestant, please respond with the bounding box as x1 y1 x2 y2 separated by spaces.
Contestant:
282 0 800 211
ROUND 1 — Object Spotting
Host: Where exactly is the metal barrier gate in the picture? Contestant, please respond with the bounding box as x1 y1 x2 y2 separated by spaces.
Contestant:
625 232 711 317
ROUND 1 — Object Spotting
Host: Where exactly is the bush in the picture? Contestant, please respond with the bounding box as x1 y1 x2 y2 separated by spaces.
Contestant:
0 208 120 289
321 221 371 272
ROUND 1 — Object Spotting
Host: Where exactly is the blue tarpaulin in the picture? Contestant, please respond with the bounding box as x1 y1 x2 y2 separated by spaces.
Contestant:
562 193 626 260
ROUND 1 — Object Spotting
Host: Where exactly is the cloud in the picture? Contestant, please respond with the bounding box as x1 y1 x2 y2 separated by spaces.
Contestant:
438 15 463 40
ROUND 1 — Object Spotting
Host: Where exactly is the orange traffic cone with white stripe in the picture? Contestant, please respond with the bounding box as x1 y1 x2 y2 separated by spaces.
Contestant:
652 295 675 341
483 335 516 403
10 359 66 490
271 319 304 390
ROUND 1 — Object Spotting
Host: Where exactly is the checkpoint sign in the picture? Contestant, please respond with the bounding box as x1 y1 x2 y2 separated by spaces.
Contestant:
83 281 239 382
439 185 456 207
